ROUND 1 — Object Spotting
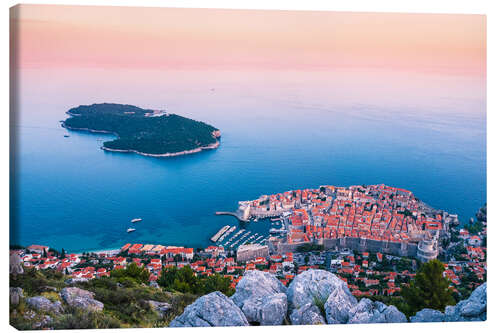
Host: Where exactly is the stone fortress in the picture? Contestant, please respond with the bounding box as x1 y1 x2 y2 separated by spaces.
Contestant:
235 184 459 262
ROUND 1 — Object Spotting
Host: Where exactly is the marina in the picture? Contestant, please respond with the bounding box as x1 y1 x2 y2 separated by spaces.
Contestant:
210 225 230 243
217 226 236 243
211 216 276 250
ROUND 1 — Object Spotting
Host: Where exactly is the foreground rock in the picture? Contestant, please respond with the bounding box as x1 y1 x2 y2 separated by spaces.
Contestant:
410 309 445 322
324 278 358 324
170 291 249 327
347 298 407 324
148 300 172 317
10 287 24 305
445 283 486 322
287 269 349 311
26 296 63 314
168 270 487 326
60 287 104 312
231 270 287 325
10 253 24 275
290 303 326 325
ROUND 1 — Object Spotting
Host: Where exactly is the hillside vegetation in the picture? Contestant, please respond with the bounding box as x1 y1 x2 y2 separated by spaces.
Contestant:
9 263 232 330
62 103 219 155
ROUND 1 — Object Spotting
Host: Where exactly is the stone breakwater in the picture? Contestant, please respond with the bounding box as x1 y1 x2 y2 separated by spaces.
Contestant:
170 269 487 327
62 122 221 158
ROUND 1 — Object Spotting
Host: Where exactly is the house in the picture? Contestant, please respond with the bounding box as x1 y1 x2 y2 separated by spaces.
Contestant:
27 245 49 255
468 235 482 247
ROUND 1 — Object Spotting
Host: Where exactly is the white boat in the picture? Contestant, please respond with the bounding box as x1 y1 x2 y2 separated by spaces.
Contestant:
131 218 142 223
127 228 136 233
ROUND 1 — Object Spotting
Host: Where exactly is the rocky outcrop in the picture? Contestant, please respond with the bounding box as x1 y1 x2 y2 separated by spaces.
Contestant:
410 309 445 322
241 293 287 326
26 296 63 314
10 287 24 305
231 270 287 325
287 269 348 312
147 300 172 317
60 287 104 312
347 298 406 324
10 253 24 275
290 303 326 325
64 277 89 285
410 283 487 323
170 291 249 327
324 278 358 324
445 283 486 322
169 270 487 327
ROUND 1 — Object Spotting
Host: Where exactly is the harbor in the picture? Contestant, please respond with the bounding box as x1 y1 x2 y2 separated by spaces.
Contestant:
214 211 249 222
210 225 231 243
209 216 274 250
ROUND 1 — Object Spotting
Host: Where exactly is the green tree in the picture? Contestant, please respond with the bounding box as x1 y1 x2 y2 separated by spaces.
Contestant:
401 259 455 316
157 266 200 294
110 262 150 285
202 274 233 296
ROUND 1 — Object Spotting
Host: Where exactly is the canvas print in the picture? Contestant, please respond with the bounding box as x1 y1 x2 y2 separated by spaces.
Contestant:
9 4 486 330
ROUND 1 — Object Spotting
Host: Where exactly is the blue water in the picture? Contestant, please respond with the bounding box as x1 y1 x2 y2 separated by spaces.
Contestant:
10 69 486 252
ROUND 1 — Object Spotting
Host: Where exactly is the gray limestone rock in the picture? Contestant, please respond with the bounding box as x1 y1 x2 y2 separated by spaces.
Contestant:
241 293 287 325
147 300 172 317
444 283 486 322
64 277 89 285
170 291 249 327
347 298 406 324
287 269 348 312
60 287 104 312
290 303 326 325
10 253 24 275
231 270 287 325
411 308 445 322
26 296 63 314
324 279 358 324
10 287 24 305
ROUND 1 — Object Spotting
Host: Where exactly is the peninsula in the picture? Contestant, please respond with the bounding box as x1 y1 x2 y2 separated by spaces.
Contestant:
62 103 221 157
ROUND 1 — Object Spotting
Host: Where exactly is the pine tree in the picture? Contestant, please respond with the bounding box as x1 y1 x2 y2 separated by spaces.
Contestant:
60 248 66 259
42 248 47 258
402 259 456 316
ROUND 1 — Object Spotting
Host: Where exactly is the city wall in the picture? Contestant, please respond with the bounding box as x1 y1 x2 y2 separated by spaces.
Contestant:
275 237 418 258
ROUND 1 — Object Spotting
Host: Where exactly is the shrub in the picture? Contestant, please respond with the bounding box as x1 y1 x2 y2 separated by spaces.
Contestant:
52 308 121 329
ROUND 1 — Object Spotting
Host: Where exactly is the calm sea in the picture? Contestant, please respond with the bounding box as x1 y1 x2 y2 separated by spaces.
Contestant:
10 68 486 252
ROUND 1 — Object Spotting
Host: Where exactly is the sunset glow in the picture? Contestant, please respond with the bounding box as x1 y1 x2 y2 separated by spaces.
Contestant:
11 5 485 76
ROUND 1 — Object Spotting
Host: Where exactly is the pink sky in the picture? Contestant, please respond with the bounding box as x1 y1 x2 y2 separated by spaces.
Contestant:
11 5 485 76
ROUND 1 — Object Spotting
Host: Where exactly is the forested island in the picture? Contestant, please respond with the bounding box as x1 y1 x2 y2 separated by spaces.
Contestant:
61 103 221 157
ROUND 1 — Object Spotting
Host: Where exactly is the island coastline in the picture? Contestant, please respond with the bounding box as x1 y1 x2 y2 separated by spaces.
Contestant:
101 139 220 157
61 103 221 158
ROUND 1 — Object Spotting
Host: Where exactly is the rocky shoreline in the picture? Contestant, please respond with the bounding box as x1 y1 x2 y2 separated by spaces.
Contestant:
101 140 220 157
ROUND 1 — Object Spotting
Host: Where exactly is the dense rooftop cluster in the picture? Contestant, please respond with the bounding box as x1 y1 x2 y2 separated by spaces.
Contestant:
241 184 446 244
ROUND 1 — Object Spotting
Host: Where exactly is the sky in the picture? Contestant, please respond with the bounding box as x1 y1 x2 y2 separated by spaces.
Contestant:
11 5 486 76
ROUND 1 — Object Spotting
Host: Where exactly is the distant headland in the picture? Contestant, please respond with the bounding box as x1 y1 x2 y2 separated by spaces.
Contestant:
61 103 221 157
